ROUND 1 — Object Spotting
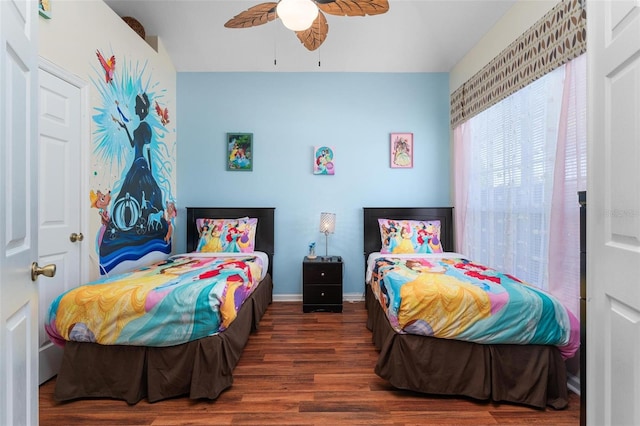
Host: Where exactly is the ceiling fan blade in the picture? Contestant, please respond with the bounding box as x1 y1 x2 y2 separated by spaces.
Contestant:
224 2 278 28
315 0 389 17
295 11 329 51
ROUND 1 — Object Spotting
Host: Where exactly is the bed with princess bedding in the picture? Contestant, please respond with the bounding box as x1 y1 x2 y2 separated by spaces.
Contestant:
363 207 579 409
47 207 274 404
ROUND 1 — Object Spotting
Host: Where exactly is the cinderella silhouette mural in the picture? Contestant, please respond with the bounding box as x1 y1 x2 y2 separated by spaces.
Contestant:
91 49 176 274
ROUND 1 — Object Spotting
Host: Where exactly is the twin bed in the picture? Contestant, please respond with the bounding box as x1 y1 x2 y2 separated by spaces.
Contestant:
49 207 274 404
47 206 577 410
363 207 578 409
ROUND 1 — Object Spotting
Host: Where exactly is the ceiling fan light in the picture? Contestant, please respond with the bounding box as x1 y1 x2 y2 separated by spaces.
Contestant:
277 0 318 31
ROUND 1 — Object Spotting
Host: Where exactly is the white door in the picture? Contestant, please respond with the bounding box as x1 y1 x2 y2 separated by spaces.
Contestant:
587 1 640 425
0 0 41 425
37 64 84 384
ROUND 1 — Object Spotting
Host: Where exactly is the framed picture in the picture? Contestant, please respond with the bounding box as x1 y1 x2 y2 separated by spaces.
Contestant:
390 132 413 168
313 145 335 175
39 0 52 19
227 133 253 171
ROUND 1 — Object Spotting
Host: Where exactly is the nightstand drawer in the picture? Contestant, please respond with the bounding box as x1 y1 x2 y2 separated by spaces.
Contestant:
303 263 342 283
303 284 342 305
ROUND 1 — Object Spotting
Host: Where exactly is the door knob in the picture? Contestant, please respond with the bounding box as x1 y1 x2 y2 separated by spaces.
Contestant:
31 262 56 281
70 232 84 242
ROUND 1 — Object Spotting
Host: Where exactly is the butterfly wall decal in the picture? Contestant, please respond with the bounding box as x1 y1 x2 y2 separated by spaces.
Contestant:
224 0 389 51
96 49 116 83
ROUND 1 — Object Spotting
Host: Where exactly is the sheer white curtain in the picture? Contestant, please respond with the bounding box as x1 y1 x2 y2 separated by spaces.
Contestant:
548 54 587 316
453 54 586 315
453 122 471 252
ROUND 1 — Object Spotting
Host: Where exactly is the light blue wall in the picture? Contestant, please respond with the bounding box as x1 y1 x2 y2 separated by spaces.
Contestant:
176 72 451 298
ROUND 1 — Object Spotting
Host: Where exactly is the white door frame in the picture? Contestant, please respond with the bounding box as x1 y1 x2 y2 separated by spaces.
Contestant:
37 57 90 298
37 57 90 383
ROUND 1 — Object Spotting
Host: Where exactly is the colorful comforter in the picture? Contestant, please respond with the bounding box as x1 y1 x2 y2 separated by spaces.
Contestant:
367 253 580 359
46 253 264 347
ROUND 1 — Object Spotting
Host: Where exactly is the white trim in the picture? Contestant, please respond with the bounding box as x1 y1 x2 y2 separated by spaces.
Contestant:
567 373 580 396
272 294 302 302
37 57 91 285
344 292 365 303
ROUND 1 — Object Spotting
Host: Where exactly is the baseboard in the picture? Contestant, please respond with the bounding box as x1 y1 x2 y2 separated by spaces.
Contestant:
272 294 302 302
567 372 580 395
344 292 365 302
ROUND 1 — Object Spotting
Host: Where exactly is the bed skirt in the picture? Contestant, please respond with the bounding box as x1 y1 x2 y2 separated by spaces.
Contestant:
53 274 273 404
365 284 569 409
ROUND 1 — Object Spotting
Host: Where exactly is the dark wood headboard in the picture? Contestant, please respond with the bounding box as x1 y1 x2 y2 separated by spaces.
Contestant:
186 207 275 278
363 207 454 272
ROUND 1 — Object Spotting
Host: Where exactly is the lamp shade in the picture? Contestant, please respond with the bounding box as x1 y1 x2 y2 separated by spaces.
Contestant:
277 0 318 31
319 212 336 234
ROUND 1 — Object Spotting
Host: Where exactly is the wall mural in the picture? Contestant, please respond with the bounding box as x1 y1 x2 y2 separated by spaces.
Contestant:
91 48 176 274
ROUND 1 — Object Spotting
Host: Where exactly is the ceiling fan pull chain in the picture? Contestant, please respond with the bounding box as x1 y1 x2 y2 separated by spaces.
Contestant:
314 16 320 67
273 20 277 66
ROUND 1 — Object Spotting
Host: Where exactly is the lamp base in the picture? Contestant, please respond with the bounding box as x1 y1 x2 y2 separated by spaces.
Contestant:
305 255 341 262
320 255 341 262
324 232 329 257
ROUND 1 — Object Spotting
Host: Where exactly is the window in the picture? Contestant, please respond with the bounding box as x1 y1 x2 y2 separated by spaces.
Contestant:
454 54 586 315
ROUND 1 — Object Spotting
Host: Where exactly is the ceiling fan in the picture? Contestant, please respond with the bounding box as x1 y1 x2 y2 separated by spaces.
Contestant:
224 0 390 51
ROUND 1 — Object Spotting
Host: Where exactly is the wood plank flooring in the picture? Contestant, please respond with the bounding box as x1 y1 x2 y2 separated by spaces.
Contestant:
39 301 580 425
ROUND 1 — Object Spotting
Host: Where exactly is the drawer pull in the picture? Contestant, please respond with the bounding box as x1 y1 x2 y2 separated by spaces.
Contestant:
321 292 325 296
321 272 325 276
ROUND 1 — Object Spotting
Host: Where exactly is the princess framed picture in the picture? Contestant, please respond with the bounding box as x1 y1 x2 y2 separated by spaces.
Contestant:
227 133 253 171
390 133 413 168
313 146 335 175
39 0 52 18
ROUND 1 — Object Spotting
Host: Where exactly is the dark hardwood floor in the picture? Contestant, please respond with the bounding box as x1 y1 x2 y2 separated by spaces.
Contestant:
39 301 580 425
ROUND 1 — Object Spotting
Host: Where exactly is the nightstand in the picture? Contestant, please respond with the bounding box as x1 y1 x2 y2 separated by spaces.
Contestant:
302 256 343 313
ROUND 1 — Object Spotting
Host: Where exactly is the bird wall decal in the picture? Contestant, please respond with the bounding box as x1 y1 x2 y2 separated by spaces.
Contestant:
224 0 389 51
96 49 116 83
155 101 170 126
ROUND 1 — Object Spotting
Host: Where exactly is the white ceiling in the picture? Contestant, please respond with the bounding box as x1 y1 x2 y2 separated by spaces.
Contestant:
103 0 517 73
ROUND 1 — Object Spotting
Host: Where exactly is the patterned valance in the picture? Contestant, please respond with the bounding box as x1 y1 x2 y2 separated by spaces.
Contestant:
450 0 586 128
